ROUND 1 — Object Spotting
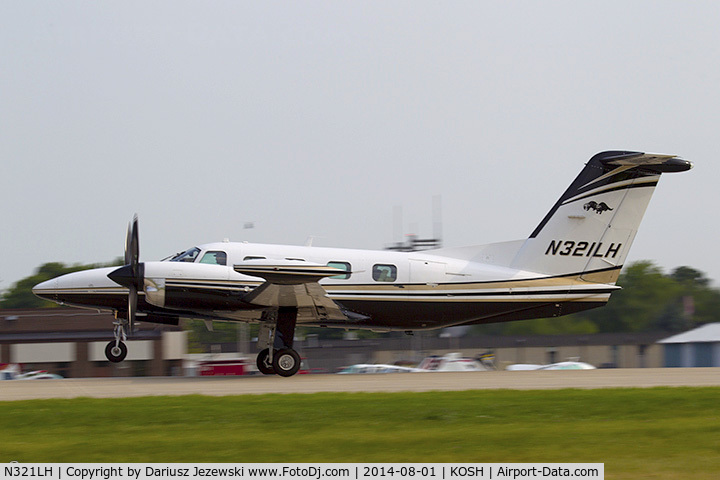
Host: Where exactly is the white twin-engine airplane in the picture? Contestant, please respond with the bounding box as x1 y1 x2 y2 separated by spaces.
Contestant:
33 151 691 376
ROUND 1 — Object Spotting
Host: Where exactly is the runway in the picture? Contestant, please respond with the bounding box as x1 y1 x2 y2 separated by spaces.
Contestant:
2 368 719 401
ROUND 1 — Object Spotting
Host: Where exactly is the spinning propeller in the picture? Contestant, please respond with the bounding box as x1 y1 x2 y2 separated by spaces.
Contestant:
107 215 145 333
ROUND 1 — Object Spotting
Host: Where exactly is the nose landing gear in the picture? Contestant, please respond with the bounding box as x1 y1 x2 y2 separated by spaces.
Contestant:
105 320 129 363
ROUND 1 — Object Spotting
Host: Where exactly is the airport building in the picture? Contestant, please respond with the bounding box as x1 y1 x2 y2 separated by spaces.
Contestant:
0 307 692 376
297 331 667 372
0 308 186 377
658 323 720 367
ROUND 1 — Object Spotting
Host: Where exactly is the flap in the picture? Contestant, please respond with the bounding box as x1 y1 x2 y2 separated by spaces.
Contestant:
242 282 348 322
235 260 349 323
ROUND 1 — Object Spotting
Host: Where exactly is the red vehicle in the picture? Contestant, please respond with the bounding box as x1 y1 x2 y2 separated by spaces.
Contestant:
197 358 249 376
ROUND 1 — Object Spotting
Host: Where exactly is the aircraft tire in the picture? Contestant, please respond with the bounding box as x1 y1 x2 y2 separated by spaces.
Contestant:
105 341 128 363
273 348 301 377
256 348 276 375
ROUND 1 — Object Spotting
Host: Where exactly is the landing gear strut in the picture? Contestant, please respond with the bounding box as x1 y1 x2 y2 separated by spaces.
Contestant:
256 307 301 377
105 318 128 363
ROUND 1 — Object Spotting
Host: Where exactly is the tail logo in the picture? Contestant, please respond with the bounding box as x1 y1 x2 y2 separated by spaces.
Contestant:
583 201 614 214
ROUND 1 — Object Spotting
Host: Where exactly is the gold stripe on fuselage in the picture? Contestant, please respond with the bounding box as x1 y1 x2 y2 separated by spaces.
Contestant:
44 268 619 305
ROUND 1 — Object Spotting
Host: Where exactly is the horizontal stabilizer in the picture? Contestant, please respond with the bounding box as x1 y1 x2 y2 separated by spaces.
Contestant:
600 152 692 172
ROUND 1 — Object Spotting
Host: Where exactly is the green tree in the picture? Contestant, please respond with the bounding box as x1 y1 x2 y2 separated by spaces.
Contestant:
475 261 720 335
671 266 710 287
574 262 720 333
501 316 599 336
588 261 682 332
662 266 720 330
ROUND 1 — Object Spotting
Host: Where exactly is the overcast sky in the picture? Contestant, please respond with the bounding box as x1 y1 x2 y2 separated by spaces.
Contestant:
1 1 718 291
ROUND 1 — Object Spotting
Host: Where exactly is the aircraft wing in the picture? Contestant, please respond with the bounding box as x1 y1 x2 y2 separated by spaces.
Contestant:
234 261 349 323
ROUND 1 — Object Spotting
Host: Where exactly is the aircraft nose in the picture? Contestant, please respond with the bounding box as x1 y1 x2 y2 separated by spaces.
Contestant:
32 267 123 308
32 278 59 302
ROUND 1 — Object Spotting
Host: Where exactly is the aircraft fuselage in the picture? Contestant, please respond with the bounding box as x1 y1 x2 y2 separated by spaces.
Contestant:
34 242 615 331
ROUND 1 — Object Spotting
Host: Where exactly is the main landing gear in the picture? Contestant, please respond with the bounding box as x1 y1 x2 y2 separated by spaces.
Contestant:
105 318 129 363
256 307 302 377
256 347 301 377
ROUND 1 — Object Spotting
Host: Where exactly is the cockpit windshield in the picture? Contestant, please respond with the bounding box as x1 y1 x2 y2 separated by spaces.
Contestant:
168 247 201 262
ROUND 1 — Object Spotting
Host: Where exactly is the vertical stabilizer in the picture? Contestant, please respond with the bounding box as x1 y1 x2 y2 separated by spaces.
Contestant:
510 151 692 282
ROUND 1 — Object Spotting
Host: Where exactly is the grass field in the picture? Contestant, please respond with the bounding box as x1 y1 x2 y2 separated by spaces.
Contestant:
1 387 718 479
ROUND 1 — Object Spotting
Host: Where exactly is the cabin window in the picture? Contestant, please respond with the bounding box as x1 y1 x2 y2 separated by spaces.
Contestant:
200 251 227 266
327 261 351 280
170 247 201 262
372 264 397 282
243 256 266 261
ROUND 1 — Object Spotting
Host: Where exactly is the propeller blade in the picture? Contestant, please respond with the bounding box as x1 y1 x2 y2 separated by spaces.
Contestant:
128 284 137 333
125 214 139 272
110 214 143 335
124 220 132 266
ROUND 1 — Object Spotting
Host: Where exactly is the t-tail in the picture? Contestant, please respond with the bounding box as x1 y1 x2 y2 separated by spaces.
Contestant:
510 151 692 283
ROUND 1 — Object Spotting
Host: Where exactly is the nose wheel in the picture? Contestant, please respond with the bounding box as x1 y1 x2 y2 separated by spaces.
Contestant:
105 340 128 363
105 320 128 363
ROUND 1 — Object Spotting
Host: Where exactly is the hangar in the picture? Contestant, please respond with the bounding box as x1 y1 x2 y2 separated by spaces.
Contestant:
0 308 186 377
658 323 720 367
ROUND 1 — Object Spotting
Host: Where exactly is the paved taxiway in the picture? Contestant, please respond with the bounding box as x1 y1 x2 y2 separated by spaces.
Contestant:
2 368 719 401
